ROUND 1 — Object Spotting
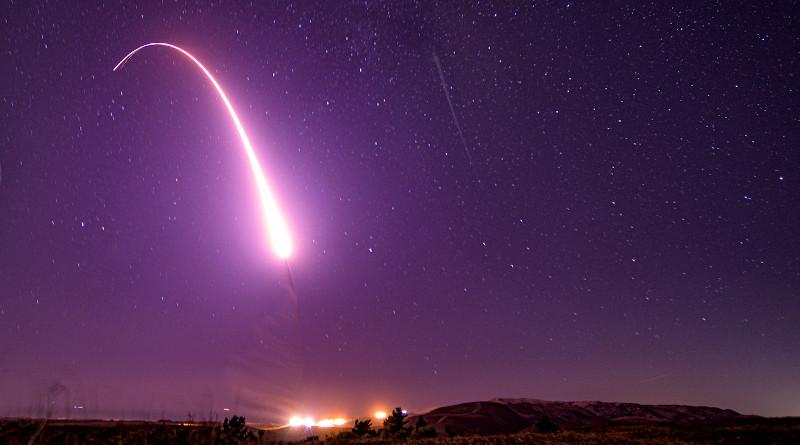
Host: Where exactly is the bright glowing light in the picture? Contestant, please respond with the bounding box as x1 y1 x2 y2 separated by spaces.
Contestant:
114 43 292 259
375 411 387 419
309 417 348 428
292 417 347 428
289 416 315 427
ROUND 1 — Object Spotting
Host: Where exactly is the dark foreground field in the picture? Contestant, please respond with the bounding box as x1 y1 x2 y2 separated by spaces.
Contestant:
2 417 799 444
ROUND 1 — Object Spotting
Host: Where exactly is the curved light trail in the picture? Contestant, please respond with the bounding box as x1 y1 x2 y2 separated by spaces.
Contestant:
114 42 292 259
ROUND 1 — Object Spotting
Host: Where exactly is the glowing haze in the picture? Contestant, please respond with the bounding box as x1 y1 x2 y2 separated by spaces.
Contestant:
2 3 797 423
114 42 292 259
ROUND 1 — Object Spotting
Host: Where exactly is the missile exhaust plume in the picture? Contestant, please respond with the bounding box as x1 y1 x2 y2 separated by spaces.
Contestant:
114 43 305 409
114 42 292 259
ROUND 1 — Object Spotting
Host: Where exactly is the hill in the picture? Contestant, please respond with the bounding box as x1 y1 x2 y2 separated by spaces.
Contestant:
406 398 746 435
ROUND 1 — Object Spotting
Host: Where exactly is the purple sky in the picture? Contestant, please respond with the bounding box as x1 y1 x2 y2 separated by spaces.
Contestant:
2 1 798 422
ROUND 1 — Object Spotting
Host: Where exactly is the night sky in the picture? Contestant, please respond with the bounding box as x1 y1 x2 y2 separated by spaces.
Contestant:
2 1 798 423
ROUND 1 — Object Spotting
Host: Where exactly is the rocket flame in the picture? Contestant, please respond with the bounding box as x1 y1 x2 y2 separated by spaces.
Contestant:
114 43 292 259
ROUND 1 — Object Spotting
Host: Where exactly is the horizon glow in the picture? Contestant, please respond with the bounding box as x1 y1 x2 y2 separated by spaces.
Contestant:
289 416 316 427
289 416 347 428
114 42 292 259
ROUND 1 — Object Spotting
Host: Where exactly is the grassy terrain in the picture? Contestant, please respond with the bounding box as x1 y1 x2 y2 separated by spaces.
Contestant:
1 416 798 444
0 418 261 444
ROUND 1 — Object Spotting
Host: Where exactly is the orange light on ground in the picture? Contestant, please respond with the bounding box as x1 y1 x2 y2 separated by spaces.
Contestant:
375 411 387 419
291 416 348 428
289 416 315 427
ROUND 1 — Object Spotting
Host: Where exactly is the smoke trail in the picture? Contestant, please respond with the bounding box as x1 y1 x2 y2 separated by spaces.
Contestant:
433 50 473 165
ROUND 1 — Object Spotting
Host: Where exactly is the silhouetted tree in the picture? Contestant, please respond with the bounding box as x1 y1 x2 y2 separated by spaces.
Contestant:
352 418 374 437
217 415 254 444
381 407 411 439
536 413 559 433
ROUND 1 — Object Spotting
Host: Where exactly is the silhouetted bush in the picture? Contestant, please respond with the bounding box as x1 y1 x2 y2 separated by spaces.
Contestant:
536 413 559 433
325 430 358 444
353 418 375 437
216 415 255 444
413 416 437 439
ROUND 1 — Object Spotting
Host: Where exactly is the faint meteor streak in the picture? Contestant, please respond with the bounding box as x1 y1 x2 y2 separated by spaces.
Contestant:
639 372 673 384
433 50 473 165
114 42 292 260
